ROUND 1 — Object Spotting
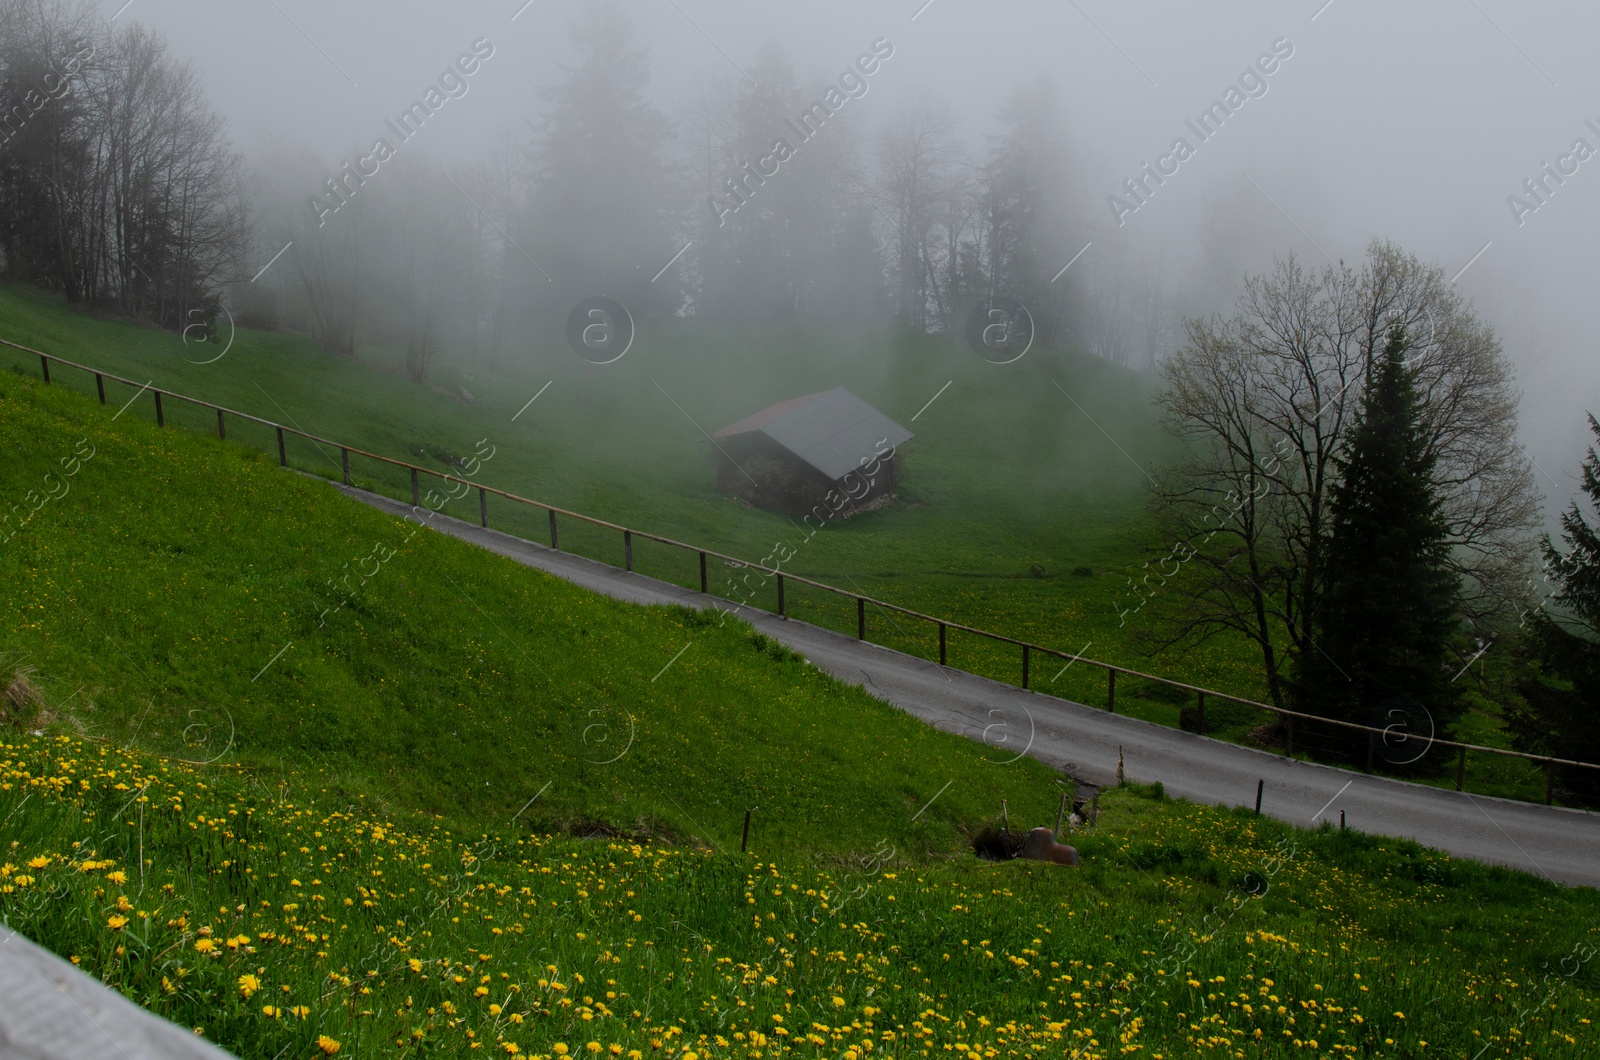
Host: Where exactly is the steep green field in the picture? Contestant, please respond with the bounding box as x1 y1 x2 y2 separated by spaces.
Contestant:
0 371 1069 857
3 347 1599 1060
0 283 1263 721
0 284 1554 803
3 734 1597 1060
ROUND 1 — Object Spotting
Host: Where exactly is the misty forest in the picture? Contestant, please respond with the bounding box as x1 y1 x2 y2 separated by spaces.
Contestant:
2 2 1600 1059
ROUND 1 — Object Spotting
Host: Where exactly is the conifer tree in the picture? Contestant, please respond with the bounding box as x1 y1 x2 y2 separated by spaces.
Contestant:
1298 325 1462 752
1512 414 1600 800
518 3 679 322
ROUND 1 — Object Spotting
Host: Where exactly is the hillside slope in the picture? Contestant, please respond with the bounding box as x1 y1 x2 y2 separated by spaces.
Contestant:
0 371 1068 857
5 732 1599 1060
0 283 1278 715
4 370 1600 1059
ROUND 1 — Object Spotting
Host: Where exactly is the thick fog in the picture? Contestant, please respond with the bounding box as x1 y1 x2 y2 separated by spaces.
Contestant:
44 0 1600 514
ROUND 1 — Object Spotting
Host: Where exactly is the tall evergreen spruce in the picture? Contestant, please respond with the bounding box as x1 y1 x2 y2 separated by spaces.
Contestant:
1511 414 1600 801
1299 326 1462 756
519 3 679 323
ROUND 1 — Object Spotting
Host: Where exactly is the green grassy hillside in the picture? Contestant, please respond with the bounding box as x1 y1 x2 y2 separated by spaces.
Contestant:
0 371 1069 857
4 734 1597 1060
0 282 1271 725
3 349 1599 1059
0 284 1561 803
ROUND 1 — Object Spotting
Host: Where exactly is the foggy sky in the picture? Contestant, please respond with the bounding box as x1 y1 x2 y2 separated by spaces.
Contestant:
101 0 1600 516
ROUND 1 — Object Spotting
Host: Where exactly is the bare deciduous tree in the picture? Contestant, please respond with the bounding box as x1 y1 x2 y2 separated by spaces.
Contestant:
876 98 966 331
1143 240 1538 711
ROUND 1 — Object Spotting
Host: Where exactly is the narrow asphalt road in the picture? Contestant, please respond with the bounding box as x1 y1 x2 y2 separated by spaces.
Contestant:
337 484 1600 888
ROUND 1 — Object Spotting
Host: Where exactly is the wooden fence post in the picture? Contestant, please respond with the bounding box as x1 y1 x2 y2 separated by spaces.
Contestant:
276 426 286 466
1254 779 1264 815
857 597 866 640
95 373 105 404
410 468 419 506
699 551 707 592
624 530 633 572
1196 691 1205 735
1547 760 1556 806
216 409 226 440
39 354 49 383
1456 745 1467 792
548 509 559 550
479 487 488 528
153 391 164 427
1107 668 1116 713
341 448 350 486
1022 645 1030 690
776 574 785 616
741 809 752 854
938 623 947 666
1284 715 1295 757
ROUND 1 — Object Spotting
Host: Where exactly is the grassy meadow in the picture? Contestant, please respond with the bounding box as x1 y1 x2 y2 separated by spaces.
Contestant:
0 284 1559 801
0 370 1072 857
3 733 1597 1059
1 322 1598 1059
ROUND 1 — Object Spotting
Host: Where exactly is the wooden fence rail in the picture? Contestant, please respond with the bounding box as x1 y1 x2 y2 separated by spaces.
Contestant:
8 336 1600 806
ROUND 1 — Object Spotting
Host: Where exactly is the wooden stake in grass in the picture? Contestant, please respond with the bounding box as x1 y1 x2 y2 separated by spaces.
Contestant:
741 808 751 853
1001 799 1009 834
1254 778 1264 816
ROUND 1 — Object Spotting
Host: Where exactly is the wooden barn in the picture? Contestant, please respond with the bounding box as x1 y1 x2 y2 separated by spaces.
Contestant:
706 387 913 516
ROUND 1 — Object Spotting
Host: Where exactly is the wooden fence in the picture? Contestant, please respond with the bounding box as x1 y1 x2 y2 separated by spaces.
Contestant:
8 336 1600 806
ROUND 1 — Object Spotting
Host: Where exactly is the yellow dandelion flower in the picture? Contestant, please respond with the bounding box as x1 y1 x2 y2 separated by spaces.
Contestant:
316 1035 341 1055
238 974 260 998
408 959 423 973
106 871 127 885
193 939 216 954
27 856 49 869
106 915 129 931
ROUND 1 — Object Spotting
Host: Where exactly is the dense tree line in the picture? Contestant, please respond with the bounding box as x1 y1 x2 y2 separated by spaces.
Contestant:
3 3 1172 371
0 0 245 331
234 7 1149 375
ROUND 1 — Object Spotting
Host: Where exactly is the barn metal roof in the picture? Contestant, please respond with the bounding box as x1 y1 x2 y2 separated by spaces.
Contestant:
712 387 914 481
